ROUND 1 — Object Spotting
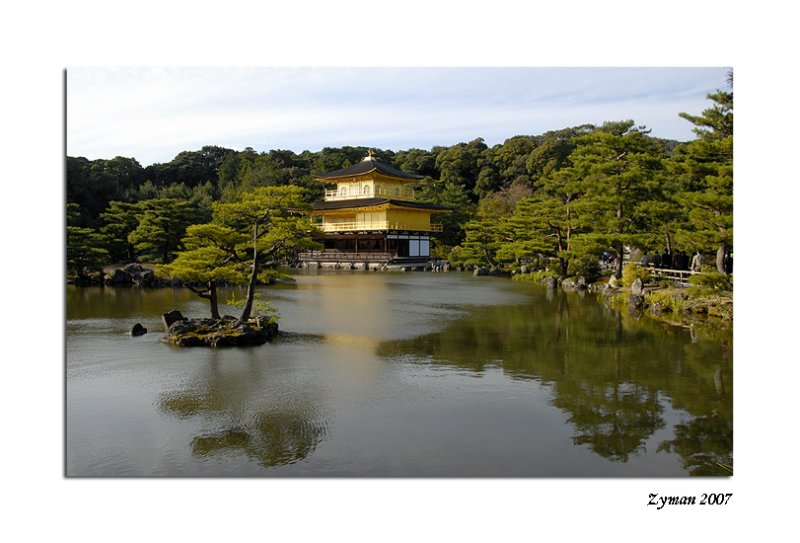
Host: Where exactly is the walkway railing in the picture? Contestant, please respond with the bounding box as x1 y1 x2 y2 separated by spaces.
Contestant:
298 250 397 262
625 261 700 286
324 188 416 201
319 221 443 232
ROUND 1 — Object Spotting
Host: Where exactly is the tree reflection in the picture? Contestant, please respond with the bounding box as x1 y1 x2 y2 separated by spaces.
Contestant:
159 350 327 468
553 381 664 462
658 414 733 475
376 290 732 472
190 412 327 468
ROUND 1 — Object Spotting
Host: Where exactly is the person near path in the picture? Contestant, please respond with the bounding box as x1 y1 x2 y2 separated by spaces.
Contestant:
723 250 733 274
691 250 704 272
661 249 672 269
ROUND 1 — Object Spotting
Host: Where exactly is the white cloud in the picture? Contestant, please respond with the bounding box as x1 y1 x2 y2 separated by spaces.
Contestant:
67 67 729 164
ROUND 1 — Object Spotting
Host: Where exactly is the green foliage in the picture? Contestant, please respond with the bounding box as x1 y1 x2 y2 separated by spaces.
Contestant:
415 176 474 248
705 297 733 320
158 223 248 284
478 184 533 218
511 269 560 284
67 156 145 226
144 145 236 189
568 121 667 257
644 291 686 313
452 216 505 267
393 148 438 177
226 292 280 323
213 185 321 262
127 199 200 263
161 185 320 319
621 264 651 287
526 125 594 183
688 272 732 296
567 255 600 279
66 203 82 227
99 201 140 261
67 226 110 280
671 87 733 273
434 138 487 199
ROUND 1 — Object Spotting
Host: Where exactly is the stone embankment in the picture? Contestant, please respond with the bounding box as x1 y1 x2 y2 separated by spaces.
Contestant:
105 263 181 287
594 275 733 321
510 270 732 323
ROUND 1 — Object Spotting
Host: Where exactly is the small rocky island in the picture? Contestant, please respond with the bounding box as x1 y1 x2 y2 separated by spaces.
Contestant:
160 310 278 347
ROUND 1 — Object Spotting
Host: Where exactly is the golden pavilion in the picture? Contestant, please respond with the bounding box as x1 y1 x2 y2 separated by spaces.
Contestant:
298 151 450 266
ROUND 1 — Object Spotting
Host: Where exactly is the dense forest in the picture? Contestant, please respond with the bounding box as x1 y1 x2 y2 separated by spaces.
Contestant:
66 81 732 283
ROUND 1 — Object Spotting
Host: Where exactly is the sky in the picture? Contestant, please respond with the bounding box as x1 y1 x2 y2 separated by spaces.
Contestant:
67 66 730 166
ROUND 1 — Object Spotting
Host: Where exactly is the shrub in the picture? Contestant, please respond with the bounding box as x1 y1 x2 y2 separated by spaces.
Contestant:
621 264 651 287
645 291 686 313
545 258 563 274
688 271 732 296
512 269 560 284
567 255 600 280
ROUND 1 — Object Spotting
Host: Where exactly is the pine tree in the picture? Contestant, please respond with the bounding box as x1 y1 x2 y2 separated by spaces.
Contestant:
67 227 109 282
99 201 140 262
671 81 733 274
567 121 666 277
127 199 199 263
160 187 320 320
159 224 248 319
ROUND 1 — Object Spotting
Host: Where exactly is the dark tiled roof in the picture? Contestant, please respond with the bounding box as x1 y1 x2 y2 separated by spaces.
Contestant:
315 158 424 181
312 198 450 211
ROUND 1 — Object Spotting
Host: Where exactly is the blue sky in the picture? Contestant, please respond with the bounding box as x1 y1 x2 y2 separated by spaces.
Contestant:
67 67 729 166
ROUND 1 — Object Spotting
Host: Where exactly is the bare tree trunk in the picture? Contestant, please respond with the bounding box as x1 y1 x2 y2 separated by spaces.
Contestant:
615 198 624 278
716 242 727 275
556 230 567 276
482 247 496 268
186 282 221 319
240 223 259 322
208 280 220 320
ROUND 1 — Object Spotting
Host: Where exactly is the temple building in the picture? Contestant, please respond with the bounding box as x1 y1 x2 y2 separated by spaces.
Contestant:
298 151 450 266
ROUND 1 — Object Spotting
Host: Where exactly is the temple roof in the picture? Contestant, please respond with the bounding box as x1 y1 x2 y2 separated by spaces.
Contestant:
312 198 450 211
315 154 424 181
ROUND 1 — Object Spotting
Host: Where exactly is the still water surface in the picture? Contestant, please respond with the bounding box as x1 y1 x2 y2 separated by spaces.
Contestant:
66 271 732 476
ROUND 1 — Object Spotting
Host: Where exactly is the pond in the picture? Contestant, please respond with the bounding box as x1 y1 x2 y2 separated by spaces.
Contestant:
66 271 732 476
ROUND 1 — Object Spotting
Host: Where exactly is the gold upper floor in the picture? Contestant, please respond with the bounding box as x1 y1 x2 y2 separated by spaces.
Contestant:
313 203 444 233
322 172 418 202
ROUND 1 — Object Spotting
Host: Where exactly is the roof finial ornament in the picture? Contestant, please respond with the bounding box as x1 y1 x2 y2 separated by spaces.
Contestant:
363 148 376 162
368 148 374 158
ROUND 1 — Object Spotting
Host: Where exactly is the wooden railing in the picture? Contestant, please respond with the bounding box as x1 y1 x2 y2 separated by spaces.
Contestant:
319 221 443 232
324 188 416 201
298 250 397 262
625 261 700 286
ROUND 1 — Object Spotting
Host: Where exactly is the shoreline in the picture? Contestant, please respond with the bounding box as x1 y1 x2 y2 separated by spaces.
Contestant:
69 261 733 334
